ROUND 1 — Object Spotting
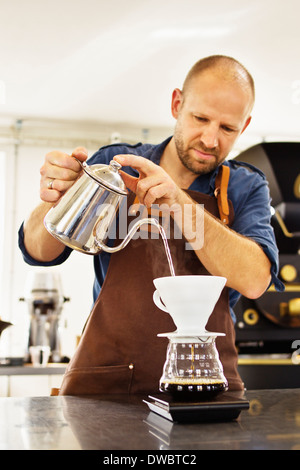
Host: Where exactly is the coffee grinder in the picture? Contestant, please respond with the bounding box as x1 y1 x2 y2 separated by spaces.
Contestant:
20 270 69 363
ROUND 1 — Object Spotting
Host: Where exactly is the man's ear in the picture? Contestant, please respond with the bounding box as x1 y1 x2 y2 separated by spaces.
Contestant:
171 88 183 119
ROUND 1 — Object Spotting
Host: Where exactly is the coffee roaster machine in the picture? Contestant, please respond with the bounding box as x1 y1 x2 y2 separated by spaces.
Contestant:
233 142 300 388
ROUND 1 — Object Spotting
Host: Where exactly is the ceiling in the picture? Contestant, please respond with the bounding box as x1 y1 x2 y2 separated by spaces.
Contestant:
0 0 299 147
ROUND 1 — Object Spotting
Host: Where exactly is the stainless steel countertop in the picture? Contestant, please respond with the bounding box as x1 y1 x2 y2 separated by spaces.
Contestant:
0 388 299 450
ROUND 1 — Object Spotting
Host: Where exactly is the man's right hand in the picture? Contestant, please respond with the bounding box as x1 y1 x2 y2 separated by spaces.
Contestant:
39 146 88 203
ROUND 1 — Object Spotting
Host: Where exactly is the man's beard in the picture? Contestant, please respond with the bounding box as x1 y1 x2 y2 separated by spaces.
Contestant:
174 133 221 176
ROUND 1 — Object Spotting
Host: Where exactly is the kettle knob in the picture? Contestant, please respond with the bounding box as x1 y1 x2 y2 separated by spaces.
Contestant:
109 161 122 171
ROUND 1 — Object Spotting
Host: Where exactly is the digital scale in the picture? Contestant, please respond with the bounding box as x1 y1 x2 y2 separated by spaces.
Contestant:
143 392 250 423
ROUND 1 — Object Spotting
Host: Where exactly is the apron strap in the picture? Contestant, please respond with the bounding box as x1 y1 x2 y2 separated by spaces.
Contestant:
214 165 230 225
132 164 232 226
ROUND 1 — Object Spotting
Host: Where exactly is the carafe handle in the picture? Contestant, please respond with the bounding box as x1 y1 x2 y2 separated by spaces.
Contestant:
153 290 169 313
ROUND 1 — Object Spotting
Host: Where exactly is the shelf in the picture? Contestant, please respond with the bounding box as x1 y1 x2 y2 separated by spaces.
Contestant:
238 354 300 365
0 363 67 376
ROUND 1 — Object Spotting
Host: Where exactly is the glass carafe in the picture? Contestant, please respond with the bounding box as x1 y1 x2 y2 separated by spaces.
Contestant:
159 335 228 400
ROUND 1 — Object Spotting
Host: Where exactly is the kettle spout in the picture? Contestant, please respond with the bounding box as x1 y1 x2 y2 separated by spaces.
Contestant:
96 217 176 278
95 217 161 253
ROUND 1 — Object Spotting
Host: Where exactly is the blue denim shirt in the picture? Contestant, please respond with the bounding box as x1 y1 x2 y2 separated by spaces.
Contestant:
18 137 284 320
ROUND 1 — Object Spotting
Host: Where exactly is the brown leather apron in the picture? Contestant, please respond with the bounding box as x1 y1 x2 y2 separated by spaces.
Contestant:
58 166 244 395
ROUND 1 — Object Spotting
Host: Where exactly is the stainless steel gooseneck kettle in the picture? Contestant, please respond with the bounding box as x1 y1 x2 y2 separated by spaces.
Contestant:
44 159 160 254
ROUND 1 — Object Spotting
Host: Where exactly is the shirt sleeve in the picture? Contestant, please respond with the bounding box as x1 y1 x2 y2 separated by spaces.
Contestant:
229 165 284 293
18 222 73 267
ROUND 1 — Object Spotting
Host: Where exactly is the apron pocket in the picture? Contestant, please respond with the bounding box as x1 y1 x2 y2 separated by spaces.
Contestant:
59 363 135 396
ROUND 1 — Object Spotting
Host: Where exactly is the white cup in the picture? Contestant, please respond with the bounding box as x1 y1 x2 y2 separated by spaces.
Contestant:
29 345 51 367
153 275 227 334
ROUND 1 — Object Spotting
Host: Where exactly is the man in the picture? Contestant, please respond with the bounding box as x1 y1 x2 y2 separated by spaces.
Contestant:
19 55 283 395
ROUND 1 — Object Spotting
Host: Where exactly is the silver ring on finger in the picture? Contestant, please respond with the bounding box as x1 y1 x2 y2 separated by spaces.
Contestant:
47 179 54 190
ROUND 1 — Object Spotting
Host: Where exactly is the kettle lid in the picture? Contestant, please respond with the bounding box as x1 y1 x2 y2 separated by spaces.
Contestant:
82 160 128 195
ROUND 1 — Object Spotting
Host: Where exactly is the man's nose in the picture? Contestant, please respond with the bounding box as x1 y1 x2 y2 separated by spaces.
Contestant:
200 125 218 149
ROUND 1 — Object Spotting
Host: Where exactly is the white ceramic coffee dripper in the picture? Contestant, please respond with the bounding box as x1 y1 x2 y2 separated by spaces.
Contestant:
153 275 227 337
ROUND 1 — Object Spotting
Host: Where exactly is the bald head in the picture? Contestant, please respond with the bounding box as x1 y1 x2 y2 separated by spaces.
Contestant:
182 55 255 112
